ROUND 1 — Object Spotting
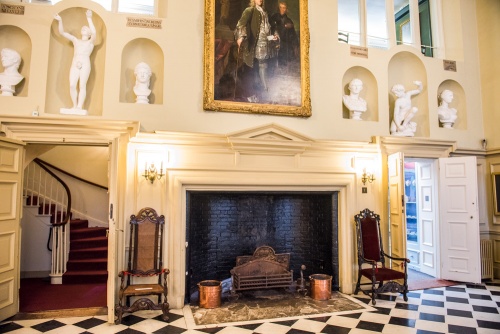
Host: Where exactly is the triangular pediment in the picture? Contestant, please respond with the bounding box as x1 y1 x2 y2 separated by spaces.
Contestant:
227 123 314 142
226 124 314 155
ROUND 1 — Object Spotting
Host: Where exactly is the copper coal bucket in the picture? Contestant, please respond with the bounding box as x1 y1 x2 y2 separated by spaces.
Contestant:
309 274 332 301
198 280 222 308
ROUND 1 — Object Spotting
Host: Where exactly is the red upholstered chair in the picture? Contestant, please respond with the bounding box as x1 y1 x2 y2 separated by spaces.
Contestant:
115 208 169 324
354 208 409 305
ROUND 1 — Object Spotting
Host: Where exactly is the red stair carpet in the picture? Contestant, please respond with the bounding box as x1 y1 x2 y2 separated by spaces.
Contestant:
19 277 106 312
63 219 108 284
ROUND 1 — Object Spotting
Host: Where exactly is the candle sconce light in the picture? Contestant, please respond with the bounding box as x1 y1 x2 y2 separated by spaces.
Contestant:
361 168 375 185
142 162 164 184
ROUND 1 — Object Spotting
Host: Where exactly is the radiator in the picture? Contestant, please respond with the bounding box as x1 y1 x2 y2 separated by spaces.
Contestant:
480 239 494 280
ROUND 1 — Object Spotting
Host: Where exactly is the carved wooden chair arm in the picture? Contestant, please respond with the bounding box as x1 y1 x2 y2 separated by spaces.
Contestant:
383 252 411 263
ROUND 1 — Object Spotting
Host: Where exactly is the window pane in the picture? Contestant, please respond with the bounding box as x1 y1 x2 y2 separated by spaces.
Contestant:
419 0 433 57
93 0 112 11
394 0 411 45
118 0 154 15
50 0 111 10
338 0 360 45
367 0 388 49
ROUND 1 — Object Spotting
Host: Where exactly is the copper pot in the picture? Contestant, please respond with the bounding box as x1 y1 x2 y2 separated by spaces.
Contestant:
198 280 222 308
309 274 332 300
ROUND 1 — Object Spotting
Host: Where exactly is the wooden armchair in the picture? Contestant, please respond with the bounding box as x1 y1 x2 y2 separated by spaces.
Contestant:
354 208 409 305
115 207 169 324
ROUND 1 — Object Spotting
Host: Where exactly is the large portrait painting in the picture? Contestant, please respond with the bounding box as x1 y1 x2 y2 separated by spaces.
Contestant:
203 0 311 117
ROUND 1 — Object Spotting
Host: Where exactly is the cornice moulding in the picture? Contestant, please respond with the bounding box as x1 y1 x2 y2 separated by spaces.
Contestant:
379 136 457 158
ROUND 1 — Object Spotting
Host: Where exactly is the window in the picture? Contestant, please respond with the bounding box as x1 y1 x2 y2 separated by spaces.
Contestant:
338 0 360 46
366 0 388 49
33 0 155 15
338 0 436 57
395 0 433 56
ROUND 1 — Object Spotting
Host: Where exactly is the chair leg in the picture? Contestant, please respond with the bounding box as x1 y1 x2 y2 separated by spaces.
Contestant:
115 304 123 324
371 279 377 305
161 301 170 322
354 273 362 295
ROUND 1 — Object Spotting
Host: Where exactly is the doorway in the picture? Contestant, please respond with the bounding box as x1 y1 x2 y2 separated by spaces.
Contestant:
388 153 481 287
19 144 109 314
403 158 438 278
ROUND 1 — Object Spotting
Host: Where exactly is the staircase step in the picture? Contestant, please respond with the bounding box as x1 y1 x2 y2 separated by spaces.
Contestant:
68 247 108 260
67 259 107 271
62 270 108 284
71 227 107 240
25 195 39 206
71 236 108 250
70 219 89 230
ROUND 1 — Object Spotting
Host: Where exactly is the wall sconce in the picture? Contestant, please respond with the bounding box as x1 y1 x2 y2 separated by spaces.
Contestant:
142 162 164 184
361 169 375 185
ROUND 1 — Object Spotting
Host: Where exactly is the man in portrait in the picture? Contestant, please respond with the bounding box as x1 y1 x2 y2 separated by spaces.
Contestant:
212 0 302 107
270 1 298 72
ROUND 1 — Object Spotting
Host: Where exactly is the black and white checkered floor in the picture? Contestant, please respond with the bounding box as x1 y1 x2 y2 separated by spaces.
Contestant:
1 283 499 334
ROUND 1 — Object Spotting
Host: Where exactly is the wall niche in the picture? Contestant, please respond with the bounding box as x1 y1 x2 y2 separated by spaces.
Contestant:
0 25 31 97
120 38 164 105
388 51 429 138
436 80 466 130
46 7 106 116
341 66 378 121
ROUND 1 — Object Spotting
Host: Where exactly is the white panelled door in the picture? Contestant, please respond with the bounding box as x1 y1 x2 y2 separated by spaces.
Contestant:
416 160 438 277
388 152 406 267
439 156 481 283
0 138 25 322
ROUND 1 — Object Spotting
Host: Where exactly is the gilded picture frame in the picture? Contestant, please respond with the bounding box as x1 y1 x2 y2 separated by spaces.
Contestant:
203 0 311 117
493 173 500 216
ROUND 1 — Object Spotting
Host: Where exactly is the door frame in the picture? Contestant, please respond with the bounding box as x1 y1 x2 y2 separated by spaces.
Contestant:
0 117 139 323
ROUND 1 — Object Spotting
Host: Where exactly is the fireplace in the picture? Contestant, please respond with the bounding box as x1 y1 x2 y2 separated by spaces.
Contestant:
185 191 339 301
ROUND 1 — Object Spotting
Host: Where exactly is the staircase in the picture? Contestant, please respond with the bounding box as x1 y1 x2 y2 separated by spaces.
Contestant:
24 158 109 285
64 219 108 284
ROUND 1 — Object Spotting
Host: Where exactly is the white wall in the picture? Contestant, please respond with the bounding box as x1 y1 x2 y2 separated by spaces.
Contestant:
0 0 488 150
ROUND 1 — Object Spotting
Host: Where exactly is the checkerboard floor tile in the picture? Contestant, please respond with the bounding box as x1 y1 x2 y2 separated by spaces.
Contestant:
1 283 500 334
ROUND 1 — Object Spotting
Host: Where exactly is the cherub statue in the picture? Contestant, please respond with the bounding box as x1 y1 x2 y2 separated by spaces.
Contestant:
342 78 367 120
54 9 96 114
437 89 457 129
390 81 423 137
0 48 24 96
133 62 152 104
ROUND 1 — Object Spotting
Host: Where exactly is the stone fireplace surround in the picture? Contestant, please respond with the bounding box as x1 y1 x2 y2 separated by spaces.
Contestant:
185 191 340 300
130 125 379 309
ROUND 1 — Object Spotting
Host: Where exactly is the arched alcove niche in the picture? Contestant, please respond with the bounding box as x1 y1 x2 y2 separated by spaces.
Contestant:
436 80 466 130
0 25 31 97
46 7 106 116
388 51 429 138
120 38 164 104
341 66 378 121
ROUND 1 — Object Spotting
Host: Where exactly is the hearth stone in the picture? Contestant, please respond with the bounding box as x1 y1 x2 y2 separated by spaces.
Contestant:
189 288 365 326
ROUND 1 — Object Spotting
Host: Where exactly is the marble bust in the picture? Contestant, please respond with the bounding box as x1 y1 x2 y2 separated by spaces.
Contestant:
437 89 457 129
342 78 367 120
390 81 423 137
0 48 24 96
133 62 152 104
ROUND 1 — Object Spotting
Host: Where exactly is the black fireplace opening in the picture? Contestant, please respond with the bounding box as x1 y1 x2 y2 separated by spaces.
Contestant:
185 191 339 302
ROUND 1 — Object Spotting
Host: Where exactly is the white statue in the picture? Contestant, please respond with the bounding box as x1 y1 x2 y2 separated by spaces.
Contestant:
54 9 96 115
0 48 24 96
133 62 152 104
342 78 367 120
390 81 423 137
437 89 457 129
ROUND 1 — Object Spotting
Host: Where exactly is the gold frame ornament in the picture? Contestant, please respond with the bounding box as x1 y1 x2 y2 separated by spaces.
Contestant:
203 0 311 117
493 173 500 216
